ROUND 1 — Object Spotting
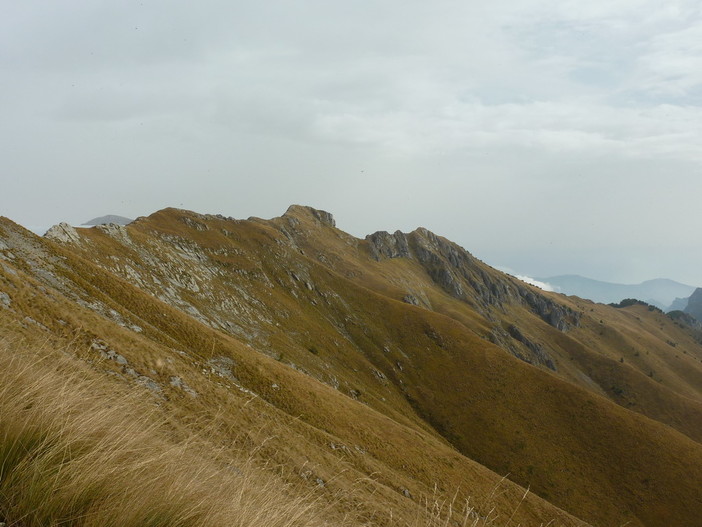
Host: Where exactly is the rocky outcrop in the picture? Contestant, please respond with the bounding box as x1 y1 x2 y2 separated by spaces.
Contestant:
506 324 556 370
45 223 82 244
96 223 132 244
519 289 580 331
366 226 580 331
684 288 702 322
284 205 336 228
0 291 10 308
668 310 702 330
366 231 410 260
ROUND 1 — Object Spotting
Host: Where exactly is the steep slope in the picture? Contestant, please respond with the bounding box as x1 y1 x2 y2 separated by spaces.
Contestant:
0 215 584 527
684 288 702 322
2 206 702 527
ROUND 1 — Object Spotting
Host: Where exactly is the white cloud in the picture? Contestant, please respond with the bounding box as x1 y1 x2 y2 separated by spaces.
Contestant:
515 276 556 292
494 267 556 292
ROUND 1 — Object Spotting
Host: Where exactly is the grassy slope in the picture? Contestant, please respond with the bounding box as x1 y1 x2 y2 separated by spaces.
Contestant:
2 207 702 526
0 339 345 527
0 218 583 527
273 207 702 441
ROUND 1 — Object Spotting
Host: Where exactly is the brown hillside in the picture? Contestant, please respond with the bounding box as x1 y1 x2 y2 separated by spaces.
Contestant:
2 206 702 526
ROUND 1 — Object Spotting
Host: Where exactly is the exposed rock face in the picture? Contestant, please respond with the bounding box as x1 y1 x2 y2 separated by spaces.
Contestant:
506 324 556 370
0 291 10 308
402 294 420 306
284 205 336 228
96 223 131 243
668 310 702 330
366 226 580 331
366 231 410 260
518 289 580 331
684 288 702 322
44 223 82 244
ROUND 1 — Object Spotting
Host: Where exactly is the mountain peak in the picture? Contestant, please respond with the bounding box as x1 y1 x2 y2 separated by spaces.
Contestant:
282 204 336 227
82 214 133 226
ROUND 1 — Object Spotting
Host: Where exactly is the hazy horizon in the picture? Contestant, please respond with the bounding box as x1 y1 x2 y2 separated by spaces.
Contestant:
2 1 701 285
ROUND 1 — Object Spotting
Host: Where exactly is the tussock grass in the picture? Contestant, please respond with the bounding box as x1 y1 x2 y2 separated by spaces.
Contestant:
0 338 558 527
0 340 339 527
409 479 538 527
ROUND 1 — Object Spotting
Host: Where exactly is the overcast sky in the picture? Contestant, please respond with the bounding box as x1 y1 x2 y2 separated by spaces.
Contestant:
2 1 701 285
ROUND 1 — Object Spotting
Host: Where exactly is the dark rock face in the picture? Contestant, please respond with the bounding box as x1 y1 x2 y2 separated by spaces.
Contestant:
402 294 420 306
684 288 702 322
668 310 702 330
506 324 556 371
489 325 556 371
518 289 580 331
365 226 580 332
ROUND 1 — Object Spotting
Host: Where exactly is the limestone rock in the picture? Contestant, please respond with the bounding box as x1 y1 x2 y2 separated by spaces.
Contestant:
96 223 131 242
44 223 81 244
365 230 410 260
284 205 336 227
0 291 10 307
402 294 420 305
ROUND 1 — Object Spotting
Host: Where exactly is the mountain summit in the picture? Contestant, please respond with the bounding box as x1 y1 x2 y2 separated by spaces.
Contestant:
1 205 701 527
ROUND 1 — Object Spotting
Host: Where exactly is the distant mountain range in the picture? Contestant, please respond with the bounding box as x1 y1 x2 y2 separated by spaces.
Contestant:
535 274 697 311
82 215 133 226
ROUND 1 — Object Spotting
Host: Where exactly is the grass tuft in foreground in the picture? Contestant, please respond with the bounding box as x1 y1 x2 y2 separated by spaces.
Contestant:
0 339 337 527
0 338 544 527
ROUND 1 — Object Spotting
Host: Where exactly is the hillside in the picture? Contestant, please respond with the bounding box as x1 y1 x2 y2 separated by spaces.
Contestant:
537 274 696 310
1 206 701 527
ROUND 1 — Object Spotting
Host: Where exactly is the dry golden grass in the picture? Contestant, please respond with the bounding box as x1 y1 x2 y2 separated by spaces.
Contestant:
0 338 551 527
6 208 702 526
0 339 345 527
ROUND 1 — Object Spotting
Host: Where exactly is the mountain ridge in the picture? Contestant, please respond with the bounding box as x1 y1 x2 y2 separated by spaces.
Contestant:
1 205 701 526
82 214 133 226
535 274 697 310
